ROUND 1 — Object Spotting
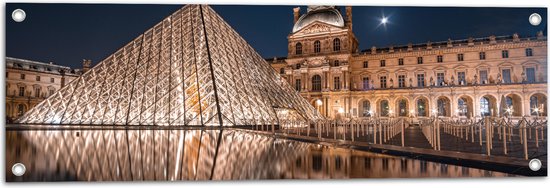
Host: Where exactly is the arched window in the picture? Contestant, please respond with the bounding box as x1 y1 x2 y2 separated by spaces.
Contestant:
417 99 427 117
530 96 539 115
398 99 408 117
333 38 341 51
314 40 321 53
17 104 26 116
362 100 371 117
458 98 467 116
333 60 340 66
437 98 449 116
380 100 390 117
296 42 302 55
505 96 513 107
480 97 490 116
312 75 322 92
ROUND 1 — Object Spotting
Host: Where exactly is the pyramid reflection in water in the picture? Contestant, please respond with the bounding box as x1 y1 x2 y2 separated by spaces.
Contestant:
16 5 321 126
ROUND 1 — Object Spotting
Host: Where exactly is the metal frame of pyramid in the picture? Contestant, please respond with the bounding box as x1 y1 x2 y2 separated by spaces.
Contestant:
16 5 322 126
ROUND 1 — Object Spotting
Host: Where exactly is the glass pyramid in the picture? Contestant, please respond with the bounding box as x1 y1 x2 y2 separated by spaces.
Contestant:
16 5 322 126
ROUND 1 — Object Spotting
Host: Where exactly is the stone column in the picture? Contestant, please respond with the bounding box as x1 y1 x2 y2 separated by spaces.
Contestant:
523 96 531 117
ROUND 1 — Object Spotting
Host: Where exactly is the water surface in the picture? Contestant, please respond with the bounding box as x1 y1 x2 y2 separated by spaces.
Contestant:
6 127 514 181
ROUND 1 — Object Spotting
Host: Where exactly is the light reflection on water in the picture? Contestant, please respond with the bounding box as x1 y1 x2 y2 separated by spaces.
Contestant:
6 128 514 181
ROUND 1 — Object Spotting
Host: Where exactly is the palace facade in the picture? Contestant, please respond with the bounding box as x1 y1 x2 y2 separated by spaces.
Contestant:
268 6 548 119
5 57 87 122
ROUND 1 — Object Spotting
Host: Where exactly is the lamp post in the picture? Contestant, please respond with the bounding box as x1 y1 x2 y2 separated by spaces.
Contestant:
316 99 323 115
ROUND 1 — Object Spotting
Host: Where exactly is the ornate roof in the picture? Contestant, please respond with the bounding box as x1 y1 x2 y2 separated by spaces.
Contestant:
292 6 345 33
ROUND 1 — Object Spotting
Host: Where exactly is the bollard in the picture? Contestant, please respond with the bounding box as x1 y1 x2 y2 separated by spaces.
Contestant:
401 120 405 147
535 127 539 148
372 123 376 144
334 122 337 140
503 125 507 155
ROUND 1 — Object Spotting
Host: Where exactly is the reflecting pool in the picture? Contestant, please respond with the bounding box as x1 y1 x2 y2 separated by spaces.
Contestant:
6 127 514 181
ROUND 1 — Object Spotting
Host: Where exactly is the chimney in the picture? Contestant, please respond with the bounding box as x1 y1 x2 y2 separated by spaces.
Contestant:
293 7 301 24
82 59 92 73
346 6 352 30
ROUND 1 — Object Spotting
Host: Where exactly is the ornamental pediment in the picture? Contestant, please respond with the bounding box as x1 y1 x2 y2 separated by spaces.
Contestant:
292 22 346 37
303 56 329 67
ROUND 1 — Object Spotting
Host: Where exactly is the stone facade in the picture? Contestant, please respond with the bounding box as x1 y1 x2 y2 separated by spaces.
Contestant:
268 6 548 119
5 57 85 122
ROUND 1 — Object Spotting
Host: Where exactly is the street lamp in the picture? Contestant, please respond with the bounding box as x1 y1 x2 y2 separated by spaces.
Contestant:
432 108 438 117
315 99 323 114
338 107 345 114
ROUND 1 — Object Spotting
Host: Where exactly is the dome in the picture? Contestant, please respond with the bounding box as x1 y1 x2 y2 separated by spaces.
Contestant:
292 8 345 33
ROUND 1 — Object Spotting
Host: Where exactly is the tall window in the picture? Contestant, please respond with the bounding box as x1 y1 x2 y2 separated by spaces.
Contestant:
417 74 425 88
312 75 322 91
525 48 533 56
295 79 301 91
19 86 25 97
49 89 55 96
363 61 368 68
437 72 445 86
502 69 511 83
417 99 427 117
295 64 301 69
334 77 341 90
362 101 371 117
380 60 386 67
314 40 321 53
457 72 466 85
295 42 302 55
35 88 41 98
398 75 406 88
279 68 285 74
437 55 443 63
398 58 404 65
479 52 486 60
417 57 423 64
333 38 341 52
457 54 464 61
20 74 25 80
50 78 55 83
480 70 488 84
502 50 509 58
526 68 536 83
36 76 41 81
380 76 387 89
362 77 370 90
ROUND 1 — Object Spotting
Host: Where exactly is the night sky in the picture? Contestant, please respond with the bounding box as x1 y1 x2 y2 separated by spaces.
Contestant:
6 3 547 68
